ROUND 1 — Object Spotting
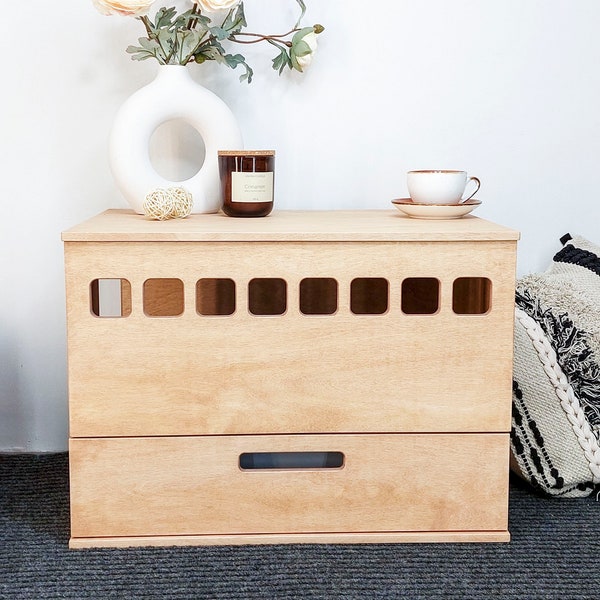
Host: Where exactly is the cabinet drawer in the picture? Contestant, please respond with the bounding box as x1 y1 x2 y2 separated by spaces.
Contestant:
70 433 509 541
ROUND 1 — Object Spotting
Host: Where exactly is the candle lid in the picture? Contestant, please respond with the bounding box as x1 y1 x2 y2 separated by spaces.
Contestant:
218 150 275 156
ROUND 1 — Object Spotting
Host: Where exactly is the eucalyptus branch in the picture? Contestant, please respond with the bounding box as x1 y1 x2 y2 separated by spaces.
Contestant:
105 1 323 81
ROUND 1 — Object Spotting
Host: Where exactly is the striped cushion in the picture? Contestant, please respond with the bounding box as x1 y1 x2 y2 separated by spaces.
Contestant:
510 234 600 497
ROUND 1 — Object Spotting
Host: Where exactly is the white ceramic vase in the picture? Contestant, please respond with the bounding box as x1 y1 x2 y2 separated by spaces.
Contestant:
109 65 244 214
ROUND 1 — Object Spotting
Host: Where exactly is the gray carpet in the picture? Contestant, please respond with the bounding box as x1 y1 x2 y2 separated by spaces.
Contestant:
1 453 598 599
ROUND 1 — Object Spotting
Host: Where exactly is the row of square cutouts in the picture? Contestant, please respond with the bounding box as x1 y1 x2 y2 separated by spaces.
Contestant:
91 277 492 317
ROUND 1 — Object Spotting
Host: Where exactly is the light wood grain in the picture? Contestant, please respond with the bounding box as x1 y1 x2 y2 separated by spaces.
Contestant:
70 530 510 548
65 239 516 436
64 210 517 547
69 433 509 539
62 209 520 242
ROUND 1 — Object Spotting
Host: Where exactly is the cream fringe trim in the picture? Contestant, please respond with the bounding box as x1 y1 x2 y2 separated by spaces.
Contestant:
515 307 600 483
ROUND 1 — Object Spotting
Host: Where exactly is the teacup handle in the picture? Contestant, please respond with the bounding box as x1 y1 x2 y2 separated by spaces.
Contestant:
461 176 481 203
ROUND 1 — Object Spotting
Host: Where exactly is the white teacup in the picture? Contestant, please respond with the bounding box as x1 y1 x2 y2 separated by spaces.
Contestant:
407 170 481 205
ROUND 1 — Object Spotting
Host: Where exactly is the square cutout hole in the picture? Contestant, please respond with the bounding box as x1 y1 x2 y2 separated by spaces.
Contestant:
453 277 492 314
299 278 338 315
90 279 131 318
196 278 235 316
350 278 389 315
143 278 184 317
248 278 287 315
401 278 440 315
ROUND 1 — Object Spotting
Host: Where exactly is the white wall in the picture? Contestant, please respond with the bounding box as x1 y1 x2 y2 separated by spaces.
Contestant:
2 0 599 452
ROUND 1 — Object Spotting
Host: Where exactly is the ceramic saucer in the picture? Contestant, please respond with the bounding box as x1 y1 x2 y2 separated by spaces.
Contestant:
391 198 482 220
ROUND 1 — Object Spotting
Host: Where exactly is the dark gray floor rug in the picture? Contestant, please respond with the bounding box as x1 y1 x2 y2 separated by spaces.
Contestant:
1 453 598 599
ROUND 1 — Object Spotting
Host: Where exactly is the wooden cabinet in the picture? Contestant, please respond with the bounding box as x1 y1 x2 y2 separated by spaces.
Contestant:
63 209 519 548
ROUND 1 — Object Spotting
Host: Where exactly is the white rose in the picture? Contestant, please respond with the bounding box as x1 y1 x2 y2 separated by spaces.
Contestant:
294 31 318 72
194 0 241 12
92 0 155 17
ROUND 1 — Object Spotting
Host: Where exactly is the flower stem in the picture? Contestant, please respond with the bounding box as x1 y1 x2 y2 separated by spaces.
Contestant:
187 2 199 30
266 38 289 52
295 0 306 28
230 29 298 45
139 15 168 64
139 15 153 37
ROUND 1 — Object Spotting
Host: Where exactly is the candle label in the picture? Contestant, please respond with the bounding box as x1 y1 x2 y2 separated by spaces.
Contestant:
231 172 274 203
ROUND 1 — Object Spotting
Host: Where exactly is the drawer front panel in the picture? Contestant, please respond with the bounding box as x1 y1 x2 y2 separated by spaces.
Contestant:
70 434 509 538
66 240 516 437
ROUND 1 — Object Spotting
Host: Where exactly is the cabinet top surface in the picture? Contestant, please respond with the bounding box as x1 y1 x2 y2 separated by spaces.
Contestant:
62 209 520 242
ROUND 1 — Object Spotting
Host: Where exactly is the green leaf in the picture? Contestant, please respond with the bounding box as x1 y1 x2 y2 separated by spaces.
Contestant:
173 8 203 31
126 45 159 62
239 62 253 84
290 52 300 71
222 3 246 33
138 37 162 53
195 14 212 29
209 26 229 41
292 26 315 46
221 53 253 84
292 39 311 57
178 29 202 64
156 28 175 45
223 53 243 68
202 43 226 62
154 6 177 29
266 39 292 74
271 48 291 74
130 53 156 62
155 28 176 62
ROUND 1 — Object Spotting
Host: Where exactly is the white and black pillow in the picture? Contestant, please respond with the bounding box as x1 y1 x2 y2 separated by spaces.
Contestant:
511 234 600 497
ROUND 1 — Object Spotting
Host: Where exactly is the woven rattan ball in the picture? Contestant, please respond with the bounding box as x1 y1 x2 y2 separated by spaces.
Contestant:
143 187 193 220
169 187 193 218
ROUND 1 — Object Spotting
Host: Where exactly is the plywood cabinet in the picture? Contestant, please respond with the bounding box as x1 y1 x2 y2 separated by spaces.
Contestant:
63 209 519 548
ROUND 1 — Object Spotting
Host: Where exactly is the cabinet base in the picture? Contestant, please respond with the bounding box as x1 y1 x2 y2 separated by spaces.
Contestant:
70 530 510 549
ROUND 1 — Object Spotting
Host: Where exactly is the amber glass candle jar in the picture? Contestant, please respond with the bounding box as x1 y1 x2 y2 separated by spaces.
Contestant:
218 150 275 217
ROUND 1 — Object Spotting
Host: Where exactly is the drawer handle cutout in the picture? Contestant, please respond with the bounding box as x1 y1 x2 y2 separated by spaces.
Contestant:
239 451 344 470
